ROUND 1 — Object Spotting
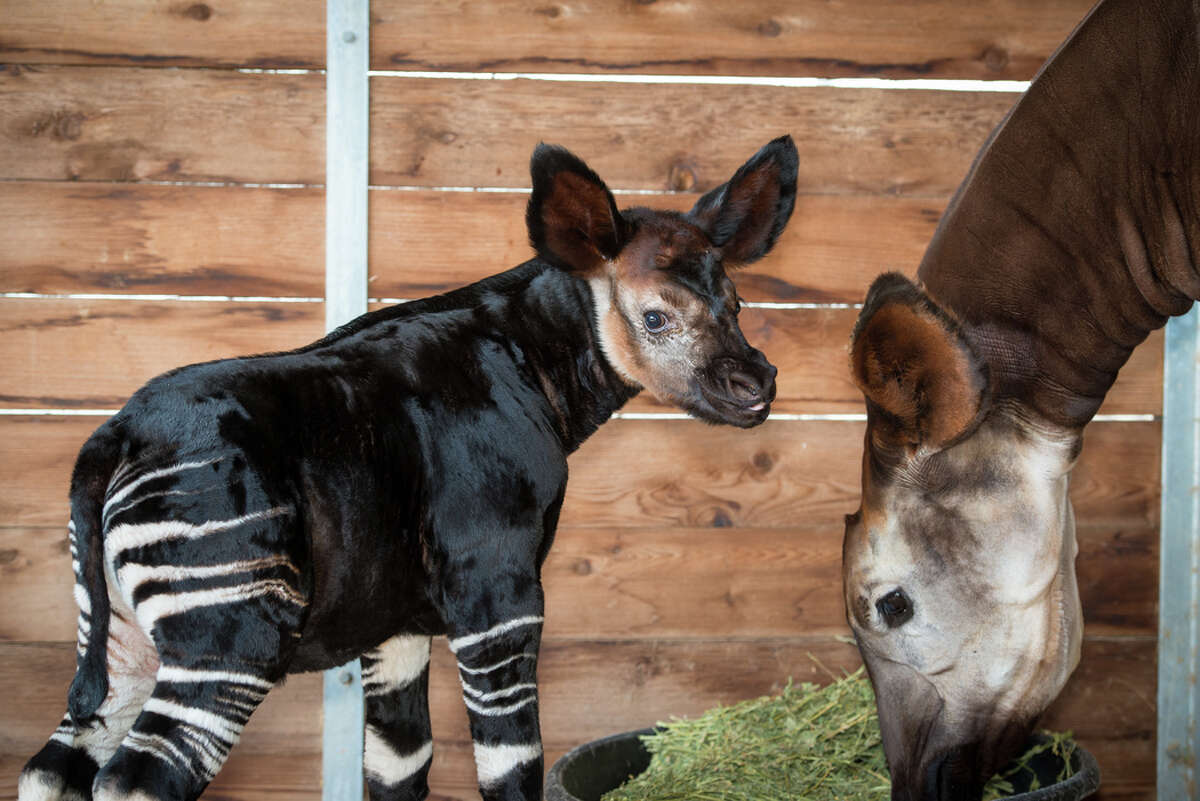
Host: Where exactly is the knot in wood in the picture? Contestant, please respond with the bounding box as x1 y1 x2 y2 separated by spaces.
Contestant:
757 19 782 38
183 3 213 21
982 45 1009 72
667 161 696 191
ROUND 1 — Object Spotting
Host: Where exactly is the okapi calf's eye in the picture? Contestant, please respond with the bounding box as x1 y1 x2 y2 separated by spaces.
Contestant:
643 310 670 333
21 135 798 801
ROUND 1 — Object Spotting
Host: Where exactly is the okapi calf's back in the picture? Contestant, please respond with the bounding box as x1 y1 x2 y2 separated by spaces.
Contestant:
19 136 798 801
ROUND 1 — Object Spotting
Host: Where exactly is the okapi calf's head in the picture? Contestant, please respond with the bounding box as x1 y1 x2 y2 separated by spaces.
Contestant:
527 136 796 427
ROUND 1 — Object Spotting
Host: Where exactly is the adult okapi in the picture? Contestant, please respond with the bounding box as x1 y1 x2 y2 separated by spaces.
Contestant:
19 136 798 801
843 0 1198 798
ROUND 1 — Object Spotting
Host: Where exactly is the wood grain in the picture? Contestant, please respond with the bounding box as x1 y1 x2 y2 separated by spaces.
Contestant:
0 638 1152 801
0 0 1093 79
368 78 1021 194
370 0 1092 79
0 0 325 68
1 181 938 302
0 65 324 184
0 298 323 409
2 298 1160 415
0 416 1161 530
0 182 324 297
1 520 1155 644
367 188 945 303
0 67 1018 193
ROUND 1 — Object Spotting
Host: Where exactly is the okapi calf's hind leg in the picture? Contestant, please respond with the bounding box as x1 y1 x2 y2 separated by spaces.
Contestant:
362 635 435 801
19 599 159 801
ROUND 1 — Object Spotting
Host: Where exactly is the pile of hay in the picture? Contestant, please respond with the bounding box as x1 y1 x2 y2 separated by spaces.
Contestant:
601 669 1076 801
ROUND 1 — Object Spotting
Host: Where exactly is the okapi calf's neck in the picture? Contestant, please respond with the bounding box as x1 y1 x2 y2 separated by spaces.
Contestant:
844 0 1198 799
18 137 797 801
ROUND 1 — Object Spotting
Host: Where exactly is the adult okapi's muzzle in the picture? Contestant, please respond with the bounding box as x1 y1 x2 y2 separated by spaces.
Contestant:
695 348 777 428
867 653 1034 801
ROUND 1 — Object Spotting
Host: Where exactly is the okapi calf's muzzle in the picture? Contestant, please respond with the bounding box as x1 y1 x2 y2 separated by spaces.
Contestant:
19 136 797 801
695 351 778 428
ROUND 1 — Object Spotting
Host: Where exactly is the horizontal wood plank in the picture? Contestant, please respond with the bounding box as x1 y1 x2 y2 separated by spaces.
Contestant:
0 66 324 184
0 637 1152 800
0 182 325 297
3 297 1158 415
0 416 1161 531
0 0 325 68
0 0 1093 80
370 0 1092 80
0 299 323 409
2 520 1155 644
369 78 1017 194
367 189 944 304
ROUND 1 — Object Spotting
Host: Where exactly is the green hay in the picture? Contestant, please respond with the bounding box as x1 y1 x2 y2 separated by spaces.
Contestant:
601 668 1076 801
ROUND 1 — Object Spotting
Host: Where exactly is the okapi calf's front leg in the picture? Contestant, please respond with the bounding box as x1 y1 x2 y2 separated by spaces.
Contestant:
451 615 544 801
362 635 435 801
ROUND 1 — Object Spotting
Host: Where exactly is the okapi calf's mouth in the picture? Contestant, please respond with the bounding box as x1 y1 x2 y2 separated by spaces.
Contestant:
694 354 778 427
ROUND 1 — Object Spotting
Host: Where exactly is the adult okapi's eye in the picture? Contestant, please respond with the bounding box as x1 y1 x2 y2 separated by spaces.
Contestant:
876 589 913 628
643 310 670 333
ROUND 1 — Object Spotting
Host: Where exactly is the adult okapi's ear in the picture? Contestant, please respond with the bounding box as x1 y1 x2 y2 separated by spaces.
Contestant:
850 272 989 455
526 143 627 277
687 134 798 265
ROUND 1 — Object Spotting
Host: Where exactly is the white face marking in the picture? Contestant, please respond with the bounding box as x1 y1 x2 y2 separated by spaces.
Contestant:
363 731 433 786
472 742 543 787
362 634 431 697
846 416 1084 753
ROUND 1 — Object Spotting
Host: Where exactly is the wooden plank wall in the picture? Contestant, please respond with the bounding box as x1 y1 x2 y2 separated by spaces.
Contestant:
0 2 1157 800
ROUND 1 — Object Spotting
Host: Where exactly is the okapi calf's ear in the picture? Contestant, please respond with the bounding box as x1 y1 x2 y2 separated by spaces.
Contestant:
527 143 628 277
850 272 989 455
687 134 798 265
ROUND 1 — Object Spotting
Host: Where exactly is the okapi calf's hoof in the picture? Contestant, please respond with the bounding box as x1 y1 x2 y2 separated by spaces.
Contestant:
20 135 798 801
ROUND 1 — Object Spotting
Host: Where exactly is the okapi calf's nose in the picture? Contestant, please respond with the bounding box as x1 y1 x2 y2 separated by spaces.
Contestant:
708 354 778 425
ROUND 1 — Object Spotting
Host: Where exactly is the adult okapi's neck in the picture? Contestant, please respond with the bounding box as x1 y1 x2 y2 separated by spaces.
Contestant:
917 0 1200 431
509 262 640 451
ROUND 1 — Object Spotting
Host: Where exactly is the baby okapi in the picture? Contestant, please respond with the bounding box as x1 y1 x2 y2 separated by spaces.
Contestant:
20 136 797 801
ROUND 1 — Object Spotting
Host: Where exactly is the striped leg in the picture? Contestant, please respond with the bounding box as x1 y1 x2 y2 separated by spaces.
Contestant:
449 616 544 801
20 528 160 801
91 664 276 801
91 483 305 800
362 635 434 801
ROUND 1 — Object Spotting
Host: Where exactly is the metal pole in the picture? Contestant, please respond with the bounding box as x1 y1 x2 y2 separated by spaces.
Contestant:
323 0 369 798
1158 305 1199 801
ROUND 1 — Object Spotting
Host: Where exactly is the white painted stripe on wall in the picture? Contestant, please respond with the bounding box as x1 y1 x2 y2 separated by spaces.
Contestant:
366 70 1032 93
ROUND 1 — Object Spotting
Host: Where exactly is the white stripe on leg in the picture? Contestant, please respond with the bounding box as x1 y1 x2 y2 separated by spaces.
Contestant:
362 634 430 697
472 742 542 788
363 727 433 786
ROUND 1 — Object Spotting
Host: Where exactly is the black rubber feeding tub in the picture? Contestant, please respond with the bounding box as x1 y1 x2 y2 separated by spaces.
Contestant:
545 728 1100 801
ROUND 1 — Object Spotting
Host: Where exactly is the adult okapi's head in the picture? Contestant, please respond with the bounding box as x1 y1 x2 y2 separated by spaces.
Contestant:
843 273 1084 801
526 136 797 427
